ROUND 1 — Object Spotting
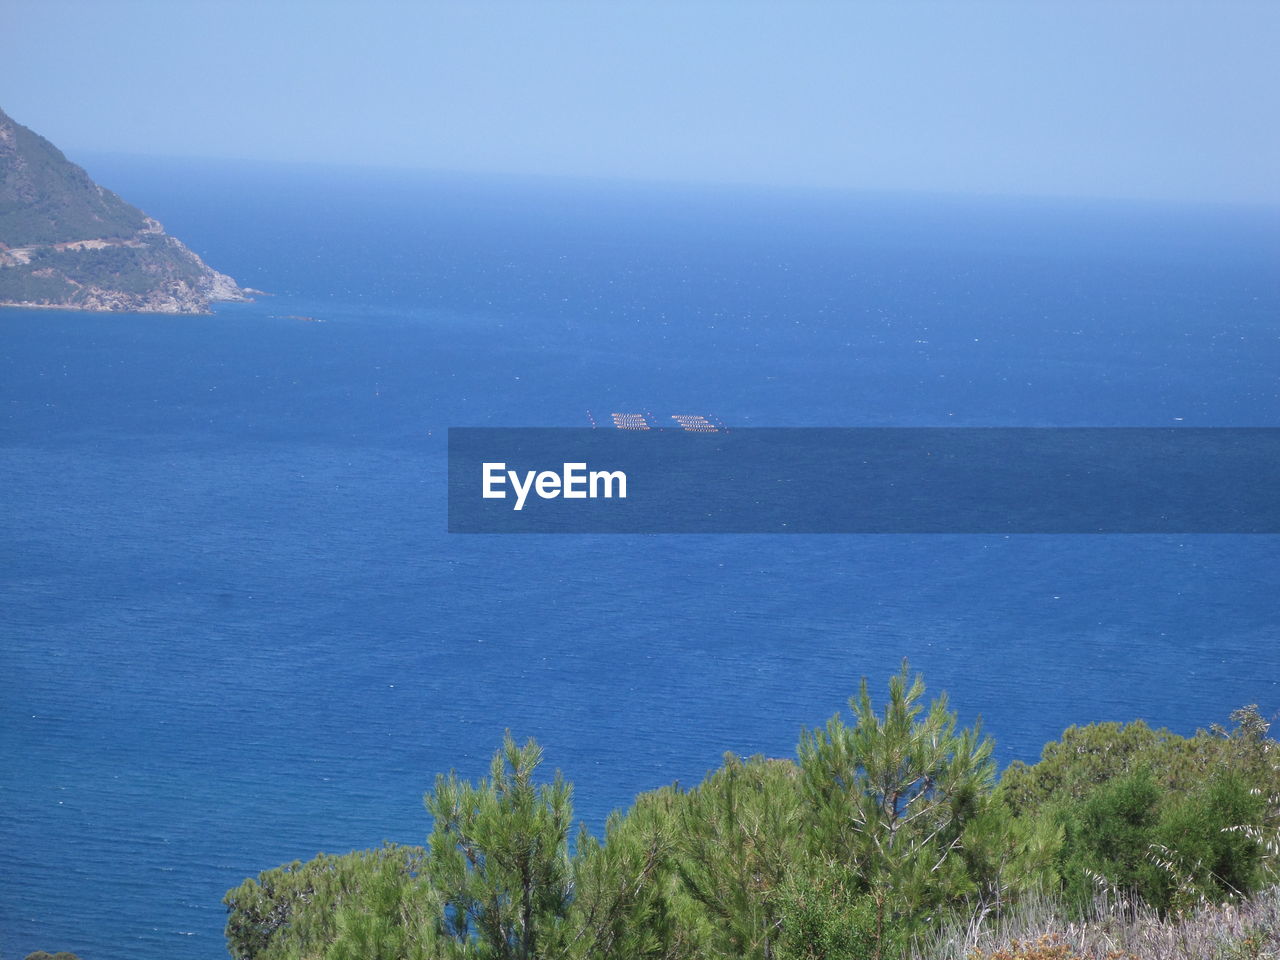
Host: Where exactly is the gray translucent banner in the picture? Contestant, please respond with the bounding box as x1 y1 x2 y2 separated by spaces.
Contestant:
448 428 1280 533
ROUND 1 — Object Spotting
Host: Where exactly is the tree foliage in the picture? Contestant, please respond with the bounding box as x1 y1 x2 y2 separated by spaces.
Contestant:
797 661 997 954
422 733 575 959
223 843 428 960
223 667 1277 960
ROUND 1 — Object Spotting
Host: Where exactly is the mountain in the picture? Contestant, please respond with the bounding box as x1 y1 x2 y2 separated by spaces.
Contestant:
0 107 250 314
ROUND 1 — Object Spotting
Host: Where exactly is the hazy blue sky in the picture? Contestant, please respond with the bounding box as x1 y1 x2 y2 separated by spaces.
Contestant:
5 0 1278 204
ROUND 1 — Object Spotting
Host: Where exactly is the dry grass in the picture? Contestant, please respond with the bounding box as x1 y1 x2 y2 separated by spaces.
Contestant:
966 933 1137 960
911 887 1280 960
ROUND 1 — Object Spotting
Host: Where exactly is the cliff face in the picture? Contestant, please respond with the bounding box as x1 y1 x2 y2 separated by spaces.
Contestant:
0 107 250 314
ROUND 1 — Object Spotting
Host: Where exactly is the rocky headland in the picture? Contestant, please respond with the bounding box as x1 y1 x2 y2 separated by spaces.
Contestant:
0 106 251 314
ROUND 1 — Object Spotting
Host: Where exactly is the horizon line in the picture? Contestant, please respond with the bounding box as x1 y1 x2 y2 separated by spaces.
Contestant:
62 146 1280 215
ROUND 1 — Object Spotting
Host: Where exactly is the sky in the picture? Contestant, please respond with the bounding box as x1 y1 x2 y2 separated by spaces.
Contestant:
4 0 1279 205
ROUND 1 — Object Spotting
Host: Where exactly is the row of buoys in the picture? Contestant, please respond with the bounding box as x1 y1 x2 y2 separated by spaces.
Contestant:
597 412 722 432
671 415 719 433
612 412 652 429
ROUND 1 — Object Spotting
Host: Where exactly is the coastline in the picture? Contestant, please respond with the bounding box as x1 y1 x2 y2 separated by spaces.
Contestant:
0 288 265 316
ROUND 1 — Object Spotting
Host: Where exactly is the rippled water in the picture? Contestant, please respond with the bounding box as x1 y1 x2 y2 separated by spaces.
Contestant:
3 160 1279 959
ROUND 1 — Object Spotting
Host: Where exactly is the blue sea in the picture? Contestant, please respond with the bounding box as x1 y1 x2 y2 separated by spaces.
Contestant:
2 158 1279 960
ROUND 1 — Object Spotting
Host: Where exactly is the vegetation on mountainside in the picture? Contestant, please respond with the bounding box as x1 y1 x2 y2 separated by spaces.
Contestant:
0 105 244 311
18 236 205 294
0 234 222 308
224 663 1279 960
0 268 75 304
0 106 146 246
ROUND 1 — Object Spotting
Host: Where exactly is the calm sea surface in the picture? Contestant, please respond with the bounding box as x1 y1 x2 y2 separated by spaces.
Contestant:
2 159 1279 959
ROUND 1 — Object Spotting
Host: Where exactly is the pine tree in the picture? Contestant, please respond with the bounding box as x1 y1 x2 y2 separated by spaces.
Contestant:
423 732 574 959
797 660 996 959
